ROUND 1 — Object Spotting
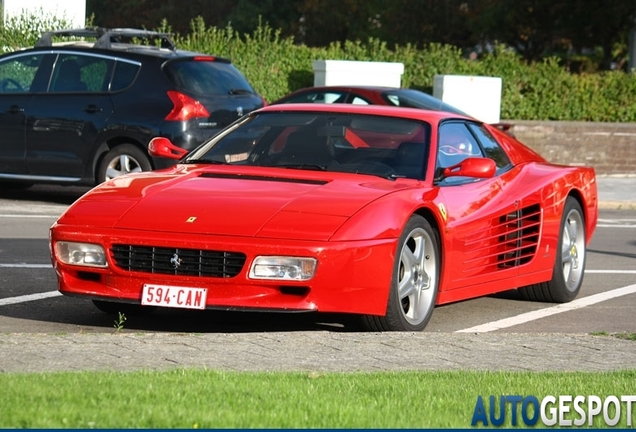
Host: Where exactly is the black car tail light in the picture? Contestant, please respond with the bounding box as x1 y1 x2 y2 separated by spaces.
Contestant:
165 90 210 121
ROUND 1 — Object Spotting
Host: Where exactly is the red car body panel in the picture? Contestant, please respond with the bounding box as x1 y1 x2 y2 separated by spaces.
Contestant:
50 104 598 318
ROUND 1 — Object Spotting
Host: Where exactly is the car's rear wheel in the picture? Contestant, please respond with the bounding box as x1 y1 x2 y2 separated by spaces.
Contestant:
519 196 586 302
92 299 156 316
362 215 440 331
97 144 152 184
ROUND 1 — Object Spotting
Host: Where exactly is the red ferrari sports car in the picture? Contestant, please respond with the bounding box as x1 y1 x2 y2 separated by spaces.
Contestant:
50 104 598 331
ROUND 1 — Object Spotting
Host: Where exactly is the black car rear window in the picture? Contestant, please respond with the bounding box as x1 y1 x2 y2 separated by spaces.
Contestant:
164 59 255 96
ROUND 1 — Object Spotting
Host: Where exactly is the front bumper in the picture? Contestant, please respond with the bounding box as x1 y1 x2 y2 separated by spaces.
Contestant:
50 225 397 316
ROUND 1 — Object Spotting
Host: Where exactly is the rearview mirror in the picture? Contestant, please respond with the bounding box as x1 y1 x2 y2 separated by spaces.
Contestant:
148 137 188 160
443 157 496 179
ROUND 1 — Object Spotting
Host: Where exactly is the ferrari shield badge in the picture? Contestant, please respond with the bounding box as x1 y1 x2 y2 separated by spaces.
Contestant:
438 203 447 222
186 216 197 223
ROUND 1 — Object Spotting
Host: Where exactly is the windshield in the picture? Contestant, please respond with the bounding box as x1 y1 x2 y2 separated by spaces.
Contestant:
185 112 431 179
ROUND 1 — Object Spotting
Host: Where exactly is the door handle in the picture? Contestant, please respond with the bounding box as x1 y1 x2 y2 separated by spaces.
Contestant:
6 105 24 114
83 105 103 114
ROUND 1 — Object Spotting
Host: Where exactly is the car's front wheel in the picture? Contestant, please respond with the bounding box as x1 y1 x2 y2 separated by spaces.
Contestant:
519 196 586 302
97 144 152 184
362 214 440 331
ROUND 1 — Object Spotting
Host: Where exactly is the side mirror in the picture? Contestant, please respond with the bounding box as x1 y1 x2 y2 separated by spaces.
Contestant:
148 137 188 160
443 157 496 179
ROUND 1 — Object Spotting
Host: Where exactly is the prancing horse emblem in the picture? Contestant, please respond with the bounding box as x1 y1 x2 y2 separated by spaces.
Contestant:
170 253 182 269
237 106 244 117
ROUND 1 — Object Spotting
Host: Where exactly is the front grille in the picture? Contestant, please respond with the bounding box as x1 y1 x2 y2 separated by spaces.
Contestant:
111 245 246 277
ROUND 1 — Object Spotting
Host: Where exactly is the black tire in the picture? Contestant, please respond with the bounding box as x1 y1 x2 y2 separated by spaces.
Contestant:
362 215 440 331
519 196 586 303
96 144 152 184
92 299 156 316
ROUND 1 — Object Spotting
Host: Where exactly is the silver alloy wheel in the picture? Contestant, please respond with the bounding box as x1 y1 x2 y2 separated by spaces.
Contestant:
561 207 585 292
105 154 144 180
398 226 437 326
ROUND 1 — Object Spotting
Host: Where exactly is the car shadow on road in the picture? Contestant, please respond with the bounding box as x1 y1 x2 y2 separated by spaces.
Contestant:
0 184 91 206
0 295 365 333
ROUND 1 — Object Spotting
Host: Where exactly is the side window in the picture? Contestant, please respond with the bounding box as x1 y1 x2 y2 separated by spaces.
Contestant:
82 58 111 92
437 122 484 185
110 60 140 92
351 96 370 105
467 123 512 172
0 53 45 93
50 55 87 92
50 54 114 93
284 91 348 104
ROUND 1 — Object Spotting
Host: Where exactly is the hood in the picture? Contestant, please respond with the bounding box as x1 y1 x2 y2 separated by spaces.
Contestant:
78 167 413 241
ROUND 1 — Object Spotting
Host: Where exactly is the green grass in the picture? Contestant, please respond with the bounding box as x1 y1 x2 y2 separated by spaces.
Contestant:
591 331 636 341
1 370 635 428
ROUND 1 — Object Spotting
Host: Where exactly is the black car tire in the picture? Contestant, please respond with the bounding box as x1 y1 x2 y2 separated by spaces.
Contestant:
362 214 440 331
519 196 586 303
97 144 152 184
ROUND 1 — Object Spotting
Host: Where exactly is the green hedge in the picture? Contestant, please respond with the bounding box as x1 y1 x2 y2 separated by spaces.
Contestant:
2 16 635 122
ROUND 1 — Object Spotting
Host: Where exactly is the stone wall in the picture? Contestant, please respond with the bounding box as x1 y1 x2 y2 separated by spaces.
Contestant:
509 120 636 176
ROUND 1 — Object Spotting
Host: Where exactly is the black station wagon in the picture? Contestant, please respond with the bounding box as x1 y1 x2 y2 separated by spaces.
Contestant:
0 27 265 188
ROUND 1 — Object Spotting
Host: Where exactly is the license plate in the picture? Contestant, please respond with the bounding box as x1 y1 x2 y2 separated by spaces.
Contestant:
142 284 207 310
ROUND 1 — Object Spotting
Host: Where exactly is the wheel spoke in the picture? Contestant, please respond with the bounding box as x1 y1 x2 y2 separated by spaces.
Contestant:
561 248 572 264
120 155 131 173
566 218 578 243
105 165 121 179
398 232 432 320
398 272 416 299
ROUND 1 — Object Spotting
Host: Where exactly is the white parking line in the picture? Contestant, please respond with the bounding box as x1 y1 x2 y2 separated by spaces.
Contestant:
456 283 636 333
0 214 59 218
0 291 62 306
586 270 636 274
596 224 636 228
0 264 52 268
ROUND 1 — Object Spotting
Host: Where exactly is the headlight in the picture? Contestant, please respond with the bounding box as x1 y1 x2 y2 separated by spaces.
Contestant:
54 241 108 268
249 256 317 281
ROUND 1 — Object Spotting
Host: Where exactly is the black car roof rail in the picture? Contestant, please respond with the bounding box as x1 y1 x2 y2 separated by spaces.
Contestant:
35 27 177 51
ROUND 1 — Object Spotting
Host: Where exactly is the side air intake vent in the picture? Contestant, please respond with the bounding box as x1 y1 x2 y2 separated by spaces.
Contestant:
497 204 541 268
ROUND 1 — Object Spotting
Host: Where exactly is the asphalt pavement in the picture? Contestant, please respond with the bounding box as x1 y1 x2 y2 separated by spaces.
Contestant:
0 175 635 373
596 174 636 209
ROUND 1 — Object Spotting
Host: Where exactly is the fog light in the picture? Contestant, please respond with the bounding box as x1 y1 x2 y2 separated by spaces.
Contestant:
249 256 317 281
55 241 108 268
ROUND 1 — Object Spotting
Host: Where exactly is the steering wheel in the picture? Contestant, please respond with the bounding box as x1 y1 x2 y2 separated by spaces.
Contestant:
1 78 24 92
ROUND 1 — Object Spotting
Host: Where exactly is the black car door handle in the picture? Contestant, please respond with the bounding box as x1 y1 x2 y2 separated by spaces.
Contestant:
6 105 24 114
83 105 103 114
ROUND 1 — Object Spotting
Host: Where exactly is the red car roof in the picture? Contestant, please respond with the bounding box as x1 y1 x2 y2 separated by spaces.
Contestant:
257 102 473 123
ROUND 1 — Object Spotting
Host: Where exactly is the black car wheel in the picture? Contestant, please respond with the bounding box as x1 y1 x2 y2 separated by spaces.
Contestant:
97 144 152 184
519 196 586 302
362 214 440 331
